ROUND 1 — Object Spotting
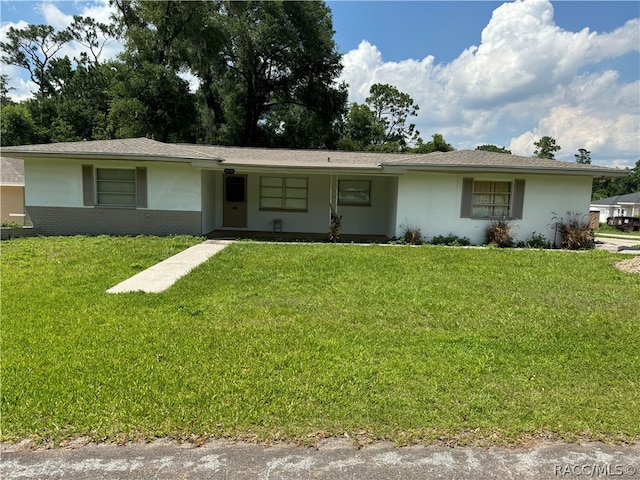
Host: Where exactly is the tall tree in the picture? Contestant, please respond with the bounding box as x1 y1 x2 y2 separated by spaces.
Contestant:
0 104 36 146
114 0 346 148
476 144 512 154
337 102 383 151
338 84 420 152
575 148 591 164
0 24 73 98
533 136 561 160
212 1 346 146
411 133 455 153
365 83 419 149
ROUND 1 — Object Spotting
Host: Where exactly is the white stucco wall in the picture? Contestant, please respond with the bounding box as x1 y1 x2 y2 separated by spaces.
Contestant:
25 159 83 207
201 170 217 233
333 175 397 236
24 158 201 211
395 171 593 245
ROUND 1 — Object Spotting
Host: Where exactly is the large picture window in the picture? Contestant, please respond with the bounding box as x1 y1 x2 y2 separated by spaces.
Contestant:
338 180 371 206
260 176 308 211
96 168 136 206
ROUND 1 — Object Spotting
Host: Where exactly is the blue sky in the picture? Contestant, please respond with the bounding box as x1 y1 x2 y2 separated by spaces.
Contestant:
1 1 639 167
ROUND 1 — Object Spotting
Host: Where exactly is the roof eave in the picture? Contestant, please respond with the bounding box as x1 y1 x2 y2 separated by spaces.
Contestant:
383 164 627 176
5 151 198 163
199 162 385 174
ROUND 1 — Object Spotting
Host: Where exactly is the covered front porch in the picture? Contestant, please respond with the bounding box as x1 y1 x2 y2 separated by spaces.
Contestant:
200 169 399 238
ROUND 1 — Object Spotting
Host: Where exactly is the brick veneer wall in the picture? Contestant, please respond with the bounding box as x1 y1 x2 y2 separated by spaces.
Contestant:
27 206 202 236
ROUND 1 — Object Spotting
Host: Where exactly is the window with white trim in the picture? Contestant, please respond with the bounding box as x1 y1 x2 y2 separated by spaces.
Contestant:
259 176 308 211
338 180 371 206
96 168 136 206
472 181 512 218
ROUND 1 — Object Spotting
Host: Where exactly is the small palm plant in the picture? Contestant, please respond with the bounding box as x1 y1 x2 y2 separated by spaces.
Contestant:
329 205 342 242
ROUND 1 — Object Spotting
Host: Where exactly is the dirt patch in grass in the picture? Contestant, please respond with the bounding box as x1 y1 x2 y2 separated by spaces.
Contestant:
615 256 640 274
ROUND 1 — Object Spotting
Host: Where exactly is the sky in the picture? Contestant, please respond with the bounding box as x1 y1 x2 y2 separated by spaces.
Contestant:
1 0 639 168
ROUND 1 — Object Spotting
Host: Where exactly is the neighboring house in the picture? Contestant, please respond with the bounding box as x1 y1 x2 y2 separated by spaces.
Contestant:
0 157 25 225
590 192 640 223
1 138 626 244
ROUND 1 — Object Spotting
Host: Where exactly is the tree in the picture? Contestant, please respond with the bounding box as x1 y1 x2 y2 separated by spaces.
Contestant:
68 15 119 67
0 24 73 97
411 133 455 153
104 61 197 142
575 148 591 164
533 136 561 159
592 159 640 199
365 83 419 149
476 144 512 154
338 84 420 152
337 102 383 151
0 104 36 146
114 0 346 148
0 74 12 105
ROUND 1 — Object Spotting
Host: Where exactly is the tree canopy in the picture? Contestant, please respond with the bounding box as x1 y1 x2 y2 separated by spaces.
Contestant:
575 148 591 164
338 83 420 152
1 0 347 149
476 144 512 154
533 136 561 160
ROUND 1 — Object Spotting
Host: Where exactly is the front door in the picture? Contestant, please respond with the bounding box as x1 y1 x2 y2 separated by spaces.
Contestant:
223 174 247 228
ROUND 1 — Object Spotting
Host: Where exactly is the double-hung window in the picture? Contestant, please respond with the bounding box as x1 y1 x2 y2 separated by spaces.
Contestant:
260 176 308 211
472 181 512 218
461 178 525 219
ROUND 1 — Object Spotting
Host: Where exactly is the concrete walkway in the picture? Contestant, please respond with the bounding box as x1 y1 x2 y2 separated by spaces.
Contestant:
2 438 639 480
594 234 640 253
106 240 233 294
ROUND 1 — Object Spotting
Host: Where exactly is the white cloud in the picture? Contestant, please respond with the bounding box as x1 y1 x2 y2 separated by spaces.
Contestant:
339 0 640 167
36 2 73 30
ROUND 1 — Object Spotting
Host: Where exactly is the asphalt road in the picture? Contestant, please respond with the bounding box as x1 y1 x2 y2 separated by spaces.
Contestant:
3 438 639 480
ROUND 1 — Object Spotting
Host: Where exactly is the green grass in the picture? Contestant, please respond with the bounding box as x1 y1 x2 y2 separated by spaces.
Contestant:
596 224 640 237
2 236 639 446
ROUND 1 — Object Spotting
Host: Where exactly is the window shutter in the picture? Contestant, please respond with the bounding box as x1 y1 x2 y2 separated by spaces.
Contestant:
136 167 147 208
460 178 473 218
512 179 525 219
82 165 94 206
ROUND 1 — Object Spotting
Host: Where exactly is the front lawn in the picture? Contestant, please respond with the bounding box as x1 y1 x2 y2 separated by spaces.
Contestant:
1 236 639 446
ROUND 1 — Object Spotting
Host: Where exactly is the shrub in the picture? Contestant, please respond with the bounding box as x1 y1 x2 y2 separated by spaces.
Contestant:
401 224 423 245
430 233 471 246
329 205 342 242
551 212 594 250
484 220 513 247
1 221 23 229
516 232 551 249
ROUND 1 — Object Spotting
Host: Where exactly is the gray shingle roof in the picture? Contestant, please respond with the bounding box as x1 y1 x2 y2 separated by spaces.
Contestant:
0 157 24 185
1 137 215 161
383 149 621 174
591 192 640 206
0 138 625 176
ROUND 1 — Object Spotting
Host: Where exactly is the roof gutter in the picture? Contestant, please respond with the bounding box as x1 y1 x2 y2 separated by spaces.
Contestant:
382 164 628 177
2 151 206 164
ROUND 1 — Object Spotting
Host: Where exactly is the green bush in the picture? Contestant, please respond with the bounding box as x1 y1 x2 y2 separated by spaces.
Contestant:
1 221 23 229
516 232 551 249
430 233 470 246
